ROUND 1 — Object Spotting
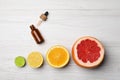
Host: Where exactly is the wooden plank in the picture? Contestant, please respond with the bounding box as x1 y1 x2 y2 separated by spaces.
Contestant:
0 0 120 80
0 0 120 9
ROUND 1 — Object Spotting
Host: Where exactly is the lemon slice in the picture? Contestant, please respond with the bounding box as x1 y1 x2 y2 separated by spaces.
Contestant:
27 52 43 68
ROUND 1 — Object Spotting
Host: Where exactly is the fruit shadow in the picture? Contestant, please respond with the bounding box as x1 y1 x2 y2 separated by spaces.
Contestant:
29 58 45 70
54 55 72 70
89 48 108 70
63 57 72 68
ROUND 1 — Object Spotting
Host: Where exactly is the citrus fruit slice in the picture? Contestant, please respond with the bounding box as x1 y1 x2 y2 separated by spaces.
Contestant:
46 45 70 68
27 52 43 68
15 56 26 67
72 36 104 68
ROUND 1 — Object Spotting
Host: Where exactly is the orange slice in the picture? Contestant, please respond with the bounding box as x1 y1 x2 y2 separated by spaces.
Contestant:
27 52 43 68
46 45 70 68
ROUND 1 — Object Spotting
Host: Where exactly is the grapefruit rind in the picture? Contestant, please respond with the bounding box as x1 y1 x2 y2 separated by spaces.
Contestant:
72 36 104 68
46 45 70 68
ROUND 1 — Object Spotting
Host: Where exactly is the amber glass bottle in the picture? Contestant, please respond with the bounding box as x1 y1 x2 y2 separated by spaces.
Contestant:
30 25 44 44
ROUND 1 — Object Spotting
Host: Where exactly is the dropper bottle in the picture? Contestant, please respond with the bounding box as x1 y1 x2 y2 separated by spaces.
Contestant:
30 11 49 44
37 11 49 26
30 24 44 44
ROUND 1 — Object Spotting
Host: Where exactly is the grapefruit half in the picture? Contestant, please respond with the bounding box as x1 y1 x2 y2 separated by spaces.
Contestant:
72 36 104 68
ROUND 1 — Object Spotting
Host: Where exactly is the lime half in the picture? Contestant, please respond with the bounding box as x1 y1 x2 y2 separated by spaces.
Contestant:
15 56 26 67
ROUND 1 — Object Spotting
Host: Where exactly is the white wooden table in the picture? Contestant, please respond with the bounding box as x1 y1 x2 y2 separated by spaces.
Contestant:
0 0 120 80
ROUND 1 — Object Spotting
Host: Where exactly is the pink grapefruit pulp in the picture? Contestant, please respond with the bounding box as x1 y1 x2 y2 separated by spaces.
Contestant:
72 36 104 68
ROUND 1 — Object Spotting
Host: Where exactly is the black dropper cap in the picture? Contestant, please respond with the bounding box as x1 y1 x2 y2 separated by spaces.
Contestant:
44 11 49 16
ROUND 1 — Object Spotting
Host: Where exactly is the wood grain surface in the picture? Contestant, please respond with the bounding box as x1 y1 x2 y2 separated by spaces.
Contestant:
0 0 120 80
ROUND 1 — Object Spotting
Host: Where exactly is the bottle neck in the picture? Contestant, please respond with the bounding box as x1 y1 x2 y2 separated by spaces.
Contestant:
30 24 36 30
